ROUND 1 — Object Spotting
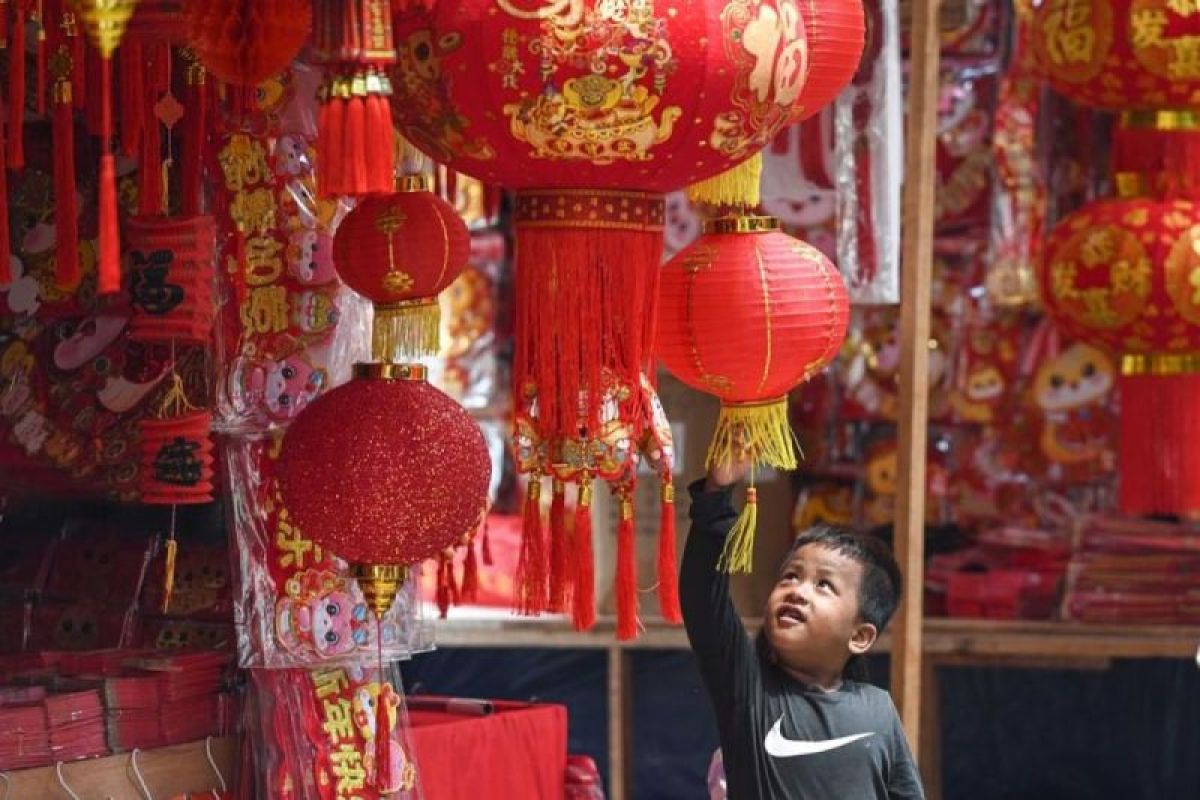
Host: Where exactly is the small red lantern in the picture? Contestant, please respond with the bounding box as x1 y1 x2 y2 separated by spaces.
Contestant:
656 216 849 571
126 216 218 345
185 0 311 87
278 363 491 615
792 0 865 121
332 179 471 360
139 411 216 505
1040 196 1200 516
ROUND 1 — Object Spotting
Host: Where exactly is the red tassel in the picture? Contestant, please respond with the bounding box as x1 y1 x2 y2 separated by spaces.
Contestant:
374 686 394 792
118 41 142 158
317 92 344 197
481 518 493 566
181 59 206 216
138 44 167 217
657 482 682 624
615 489 639 641
547 478 569 613
0 91 9 285
0 2 8 49
97 55 119 296
344 90 367 191
461 540 479 602
8 7 25 170
515 478 547 616
572 478 595 631
365 86 394 193
435 556 451 619
53 76 78 290
69 11 83 110
34 11 44 117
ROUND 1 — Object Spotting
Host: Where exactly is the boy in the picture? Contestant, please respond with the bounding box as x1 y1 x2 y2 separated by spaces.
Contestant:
682 459 925 799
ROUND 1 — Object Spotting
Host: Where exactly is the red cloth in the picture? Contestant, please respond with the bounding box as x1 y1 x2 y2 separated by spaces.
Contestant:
407 699 567 800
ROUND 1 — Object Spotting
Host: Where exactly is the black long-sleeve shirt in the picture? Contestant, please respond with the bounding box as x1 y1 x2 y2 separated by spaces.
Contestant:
682 480 925 800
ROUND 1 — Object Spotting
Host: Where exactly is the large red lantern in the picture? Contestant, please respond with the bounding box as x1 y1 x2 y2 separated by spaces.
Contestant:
279 363 492 615
185 0 311 87
792 0 865 121
332 179 471 360
656 216 849 571
1039 196 1200 516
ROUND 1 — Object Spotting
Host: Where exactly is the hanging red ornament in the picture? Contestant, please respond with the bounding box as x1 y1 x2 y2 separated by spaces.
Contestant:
278 363 491 617
73 0 138 296
656 217 849 571
126 215 217 345
312 0 397 197
331 178 470 360
179 47 206 215
8 0 27 170
184 0 310 87
50 35 79 290
139 410 215 505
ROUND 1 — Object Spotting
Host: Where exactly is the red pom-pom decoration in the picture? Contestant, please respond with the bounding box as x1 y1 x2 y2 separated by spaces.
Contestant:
185 0 311 87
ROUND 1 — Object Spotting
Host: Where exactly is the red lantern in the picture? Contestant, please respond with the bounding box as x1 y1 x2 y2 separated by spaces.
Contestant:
126 216 218 345
139 411 216 505
792 0 865 121
185 0 311 87
278 363 491 615
332 180 471 359
1039 196 1200 516
656 216 849 571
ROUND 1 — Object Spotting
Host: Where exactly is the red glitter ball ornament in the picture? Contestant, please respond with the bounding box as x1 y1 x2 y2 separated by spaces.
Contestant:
278 366 491 567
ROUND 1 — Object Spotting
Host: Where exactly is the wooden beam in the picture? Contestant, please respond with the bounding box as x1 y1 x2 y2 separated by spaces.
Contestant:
891 0 942 750
607 646 633 800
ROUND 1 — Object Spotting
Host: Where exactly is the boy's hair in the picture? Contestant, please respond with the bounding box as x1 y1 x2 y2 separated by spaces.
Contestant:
785 525 903 633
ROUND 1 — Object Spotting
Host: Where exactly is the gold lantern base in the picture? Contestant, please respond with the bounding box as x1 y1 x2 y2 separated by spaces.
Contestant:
349 563 408 619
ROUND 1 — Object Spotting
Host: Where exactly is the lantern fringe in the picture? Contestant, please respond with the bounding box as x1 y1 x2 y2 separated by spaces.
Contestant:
687 152 762 209
615 489 639 641
547 478 570 613
1118 365 1200 517
657 481 682 624
372 300 440 362
572 477 595 631
705 397 799 473
515 478 548 616
720 486 758 574
7 6 24 170
53 76 79 291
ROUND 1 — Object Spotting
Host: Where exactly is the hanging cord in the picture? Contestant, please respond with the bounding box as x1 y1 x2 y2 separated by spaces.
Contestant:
205 736 228 793
130 748 153 799
55 762 81 800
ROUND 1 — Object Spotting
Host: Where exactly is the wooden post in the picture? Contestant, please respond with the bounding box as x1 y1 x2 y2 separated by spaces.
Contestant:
892 0 942 750
608 645 633 800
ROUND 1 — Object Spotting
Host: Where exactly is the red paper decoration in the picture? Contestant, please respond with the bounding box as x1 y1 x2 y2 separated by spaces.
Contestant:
278 364 490 604
185 0 311 87
1040 196 1200 516
331 182 470 359
656 217 849 570
139 411 216 505
793 0 866 121
126 216 218 345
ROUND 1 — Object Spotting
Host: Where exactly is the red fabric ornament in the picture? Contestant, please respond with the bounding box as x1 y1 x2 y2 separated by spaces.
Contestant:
184 0 311 87
792 0 865 121
278 364 491 568
126 216 218 345
1039 195 1200 517
332 184 470 360
312 0 397 197
656 217 849 571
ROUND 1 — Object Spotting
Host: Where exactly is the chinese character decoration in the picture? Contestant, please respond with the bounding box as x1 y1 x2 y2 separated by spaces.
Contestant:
656 216 850 573
1038 196 1200 516
126 215 218 344
390 0 815 639
72 0 139 296
331 175 469 362
312 0 398 197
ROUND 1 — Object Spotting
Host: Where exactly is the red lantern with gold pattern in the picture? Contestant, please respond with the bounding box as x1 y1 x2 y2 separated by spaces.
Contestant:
656 216 850 571
278 363 492 616
1039 196 1200 516
332 179 471 360
185 0 311 87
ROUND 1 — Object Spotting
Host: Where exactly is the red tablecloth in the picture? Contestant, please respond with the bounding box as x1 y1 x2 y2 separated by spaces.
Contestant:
407 699 567 799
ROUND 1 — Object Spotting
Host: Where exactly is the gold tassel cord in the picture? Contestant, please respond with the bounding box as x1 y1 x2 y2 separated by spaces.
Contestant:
687 152 763 209
372 300 441 362
720 485 758 574
705 397 799 472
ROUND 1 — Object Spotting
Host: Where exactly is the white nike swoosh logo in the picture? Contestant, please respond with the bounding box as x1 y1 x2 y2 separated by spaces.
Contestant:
764 718 875 758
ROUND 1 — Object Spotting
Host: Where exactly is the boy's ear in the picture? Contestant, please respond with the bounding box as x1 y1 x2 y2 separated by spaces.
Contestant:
849 622 878 656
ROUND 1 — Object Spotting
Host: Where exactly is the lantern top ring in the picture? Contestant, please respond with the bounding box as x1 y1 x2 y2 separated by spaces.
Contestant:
1120 109 1200 133
352 362 430 382
703 216 782 235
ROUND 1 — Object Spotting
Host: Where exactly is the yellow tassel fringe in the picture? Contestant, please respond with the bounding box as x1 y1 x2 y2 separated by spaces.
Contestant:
373 300 441 362
687 152 763 209
705 397 799 473
719 487 758 574
162 537 178 614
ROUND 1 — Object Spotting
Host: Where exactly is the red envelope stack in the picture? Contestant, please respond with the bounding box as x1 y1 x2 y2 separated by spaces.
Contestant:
0 702 50 769
103 673 165 751
45 688 109 762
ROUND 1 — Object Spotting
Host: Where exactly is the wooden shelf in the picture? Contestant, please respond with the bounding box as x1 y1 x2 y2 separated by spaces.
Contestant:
3 737 235 800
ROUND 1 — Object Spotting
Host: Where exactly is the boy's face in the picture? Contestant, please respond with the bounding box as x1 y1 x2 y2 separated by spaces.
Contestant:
764 543 879 681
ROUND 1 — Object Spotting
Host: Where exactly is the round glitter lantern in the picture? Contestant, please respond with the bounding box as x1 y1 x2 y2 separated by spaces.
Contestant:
278 363 491 615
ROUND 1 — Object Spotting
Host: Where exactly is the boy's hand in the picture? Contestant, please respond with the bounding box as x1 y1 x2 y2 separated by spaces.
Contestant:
706 455 752 490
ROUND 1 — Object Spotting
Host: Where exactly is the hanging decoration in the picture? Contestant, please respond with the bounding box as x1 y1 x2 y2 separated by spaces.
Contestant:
126 215 217 345
391 0 812 636
184 0 310 87
72 0 138 296
331 176 469 361
50 5 80 291
139 406 215 506
656 216 849 572
1038 196 1200 517
278 363 491 618
311 0 397 197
